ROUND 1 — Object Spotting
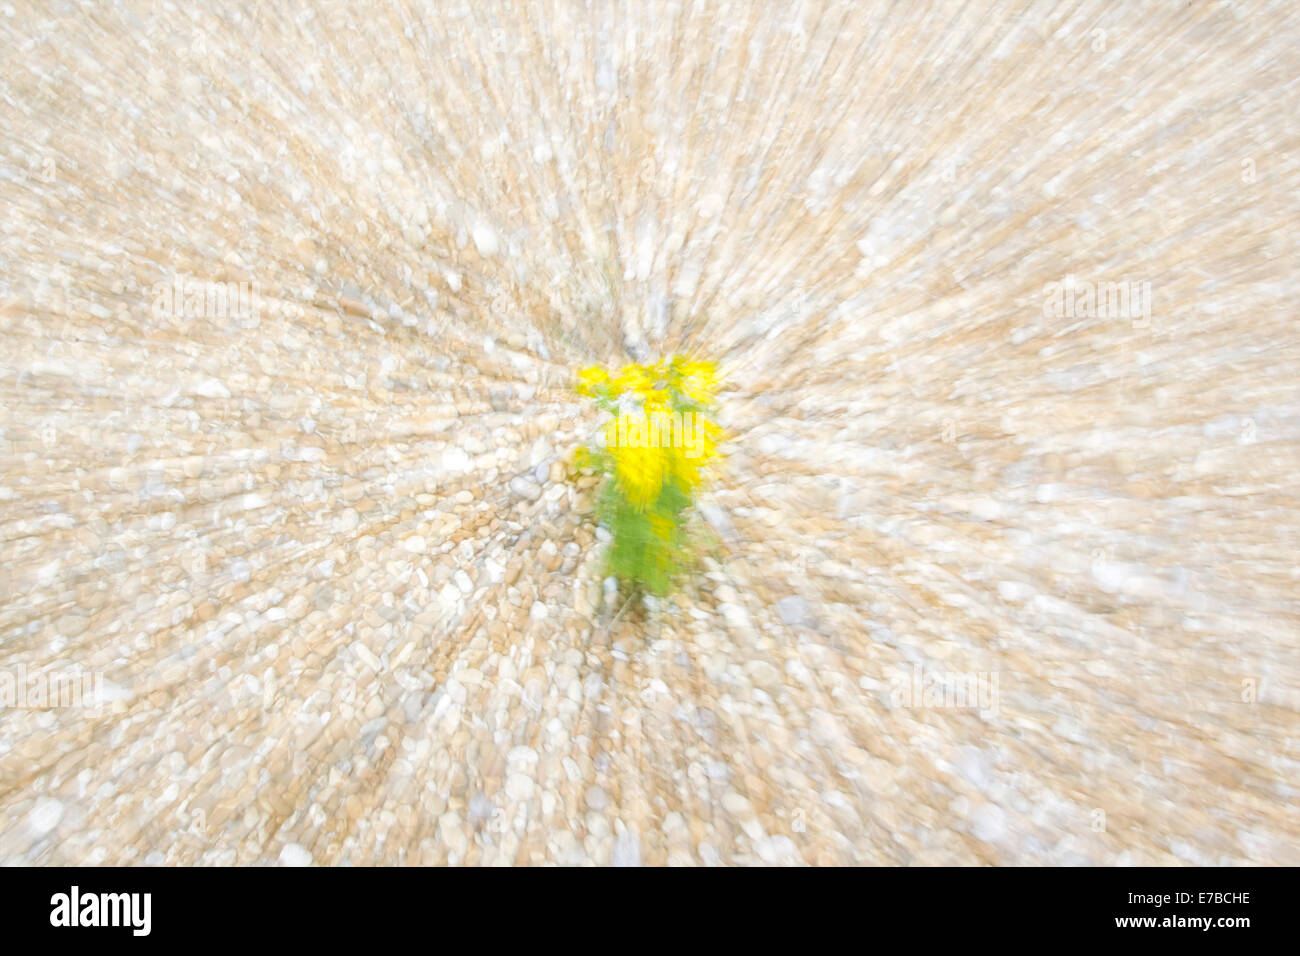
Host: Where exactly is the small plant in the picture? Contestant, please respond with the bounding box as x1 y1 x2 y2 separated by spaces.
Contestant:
574 356 722 597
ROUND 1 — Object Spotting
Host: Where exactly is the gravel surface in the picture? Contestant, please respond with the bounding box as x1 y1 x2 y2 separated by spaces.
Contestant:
1 1 1297 865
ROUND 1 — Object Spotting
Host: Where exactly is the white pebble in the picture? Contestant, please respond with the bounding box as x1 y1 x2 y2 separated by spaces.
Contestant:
278 843 312 867
28 798 64 835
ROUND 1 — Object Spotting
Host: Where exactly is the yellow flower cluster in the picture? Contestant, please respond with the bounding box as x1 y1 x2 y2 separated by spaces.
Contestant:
575 357 722 511
574 356 723 595
611 440 666 510
575 356 720 409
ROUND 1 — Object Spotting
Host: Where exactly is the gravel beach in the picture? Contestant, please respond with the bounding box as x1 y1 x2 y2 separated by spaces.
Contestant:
1 0 1297 865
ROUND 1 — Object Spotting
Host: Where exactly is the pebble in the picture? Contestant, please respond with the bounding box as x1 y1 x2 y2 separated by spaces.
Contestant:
506 773 534 801
508 476 543 501
721 792 752 816
28 798 64 836
472 222 500 257
776 595 814 627
611 828 642 867
970 804 1008 844
278 843 313 867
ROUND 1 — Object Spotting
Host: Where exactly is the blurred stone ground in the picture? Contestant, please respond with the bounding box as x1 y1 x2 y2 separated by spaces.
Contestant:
0 1 1297 864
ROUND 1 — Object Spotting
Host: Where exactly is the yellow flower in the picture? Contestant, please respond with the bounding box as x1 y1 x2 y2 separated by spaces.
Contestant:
642 387 670 413
612 441 665 510
575 365 611 397
671 415 723 487
573 355 725 593
675 358 720 406
578 356 722 505
612 363 653 399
